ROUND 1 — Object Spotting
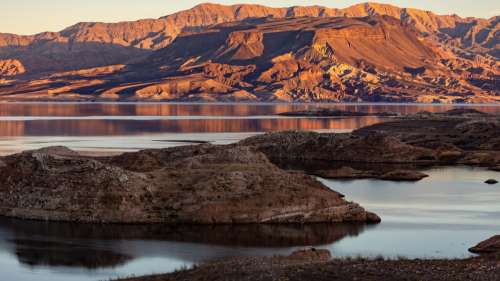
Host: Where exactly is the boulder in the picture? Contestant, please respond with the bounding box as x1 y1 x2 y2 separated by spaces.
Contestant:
485 179 498 185
288 248 332 262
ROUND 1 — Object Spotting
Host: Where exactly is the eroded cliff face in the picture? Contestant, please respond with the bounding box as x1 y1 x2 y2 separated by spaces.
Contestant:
0 2 497 74
0 3 497 102
0 59 25 76
109 16 497 103
0 145 379 224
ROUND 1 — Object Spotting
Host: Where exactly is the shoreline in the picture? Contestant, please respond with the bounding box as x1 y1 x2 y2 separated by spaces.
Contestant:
116 248 500 281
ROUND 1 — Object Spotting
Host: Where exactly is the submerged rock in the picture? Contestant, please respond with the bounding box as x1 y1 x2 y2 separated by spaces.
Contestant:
469 236 500 254
0 146 379 224
485 179 498 185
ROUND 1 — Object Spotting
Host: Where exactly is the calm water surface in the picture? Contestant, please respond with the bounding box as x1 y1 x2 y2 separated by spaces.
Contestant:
0 167 499 281
0 103 499 280
0 102 499 155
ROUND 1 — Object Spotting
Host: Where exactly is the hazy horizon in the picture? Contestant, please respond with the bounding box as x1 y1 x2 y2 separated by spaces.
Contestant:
2 0 499 35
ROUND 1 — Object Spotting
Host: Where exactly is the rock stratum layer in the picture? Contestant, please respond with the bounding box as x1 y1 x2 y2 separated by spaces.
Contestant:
0 2 498 102
0 146 379 224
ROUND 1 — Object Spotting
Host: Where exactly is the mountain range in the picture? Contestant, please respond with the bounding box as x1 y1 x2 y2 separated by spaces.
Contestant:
0 2 498 103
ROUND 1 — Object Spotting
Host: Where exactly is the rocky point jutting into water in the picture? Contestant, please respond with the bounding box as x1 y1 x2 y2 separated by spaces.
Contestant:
0 3 498 102
0 145 379 224
470 236 500 254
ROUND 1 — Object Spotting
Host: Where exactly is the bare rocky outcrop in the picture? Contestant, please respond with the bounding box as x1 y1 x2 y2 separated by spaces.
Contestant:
316 168 429 181
239 131 437 164
354 112 500 153
469 236 500 254
0 145 379 224
0 59 25 76
239 113 500 180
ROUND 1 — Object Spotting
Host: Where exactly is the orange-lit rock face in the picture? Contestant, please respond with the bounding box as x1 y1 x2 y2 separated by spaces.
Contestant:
0 3 497 103
0 59 25 76
0 15 498 103
124 16 496 103
0 2 497 75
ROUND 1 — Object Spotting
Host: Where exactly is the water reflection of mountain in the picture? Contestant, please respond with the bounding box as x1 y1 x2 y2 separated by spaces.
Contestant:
0 104 498 137
0 103 498 117
0 218 374 269
0 118 384 136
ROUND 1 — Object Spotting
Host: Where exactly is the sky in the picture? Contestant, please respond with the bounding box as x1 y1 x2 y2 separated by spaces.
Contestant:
2 0 499 35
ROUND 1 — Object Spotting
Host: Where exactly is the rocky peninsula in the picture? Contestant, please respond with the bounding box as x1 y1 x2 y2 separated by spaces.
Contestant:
252 109 500 180
0 145 379 224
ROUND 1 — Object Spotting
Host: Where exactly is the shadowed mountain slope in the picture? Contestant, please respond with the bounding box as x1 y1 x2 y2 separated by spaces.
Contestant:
0 2 497 74
0 3 497 103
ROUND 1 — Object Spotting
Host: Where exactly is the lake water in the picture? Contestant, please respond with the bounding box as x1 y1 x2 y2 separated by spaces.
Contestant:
0 102 499 155
0 102 499 281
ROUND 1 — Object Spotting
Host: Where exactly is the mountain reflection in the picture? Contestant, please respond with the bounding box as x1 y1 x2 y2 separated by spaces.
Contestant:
0 218 372 269
0 118 385 136
0 103 498 117
0 103 498 137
